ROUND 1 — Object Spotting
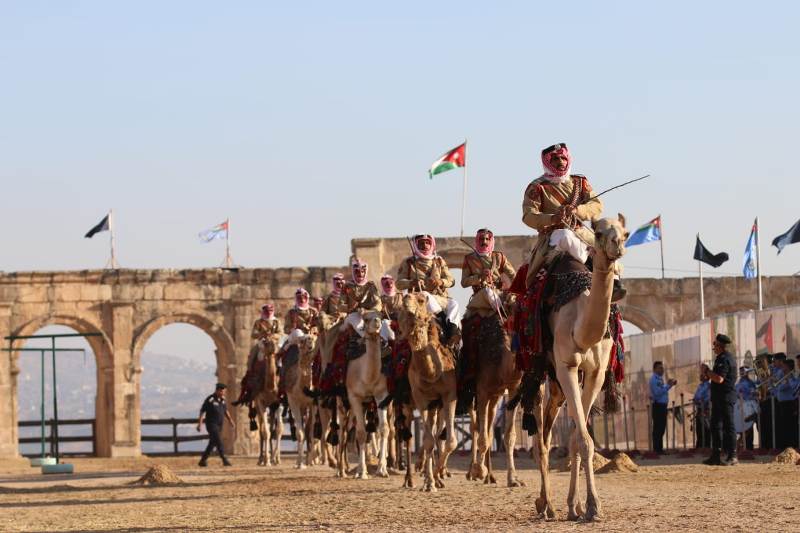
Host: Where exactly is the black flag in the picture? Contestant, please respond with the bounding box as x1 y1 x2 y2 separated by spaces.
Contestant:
693 235 729 268
772 219 800 254
84 214 110 238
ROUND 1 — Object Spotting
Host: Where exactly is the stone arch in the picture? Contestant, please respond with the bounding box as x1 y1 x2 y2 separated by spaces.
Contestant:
618 304 662 332
130 312 236 374
10 311 115 456
11 312 114 370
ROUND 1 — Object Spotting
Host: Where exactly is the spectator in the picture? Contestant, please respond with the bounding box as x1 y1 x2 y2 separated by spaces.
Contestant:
693 364 711 448
649 361 676 454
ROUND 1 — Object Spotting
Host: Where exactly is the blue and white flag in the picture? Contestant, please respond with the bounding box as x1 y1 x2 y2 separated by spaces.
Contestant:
742 219 758 280
199 220 229 243
625 216 661 247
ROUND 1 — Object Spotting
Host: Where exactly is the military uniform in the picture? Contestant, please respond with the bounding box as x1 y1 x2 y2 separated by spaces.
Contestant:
199 389 231 466
380 292 404 320
522 174 602 284
461 250 515 317
708 343 737 463
247 316 282 367
341 280 386 338
396 254 459 324
284 307 318 335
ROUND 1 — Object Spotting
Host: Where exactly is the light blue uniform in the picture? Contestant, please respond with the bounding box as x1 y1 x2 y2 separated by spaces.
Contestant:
735 378 757 402
693 381 710 407
650 373 674 405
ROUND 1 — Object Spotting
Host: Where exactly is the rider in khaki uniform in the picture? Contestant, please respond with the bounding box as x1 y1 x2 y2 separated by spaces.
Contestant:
284 288 318 341
396 234 460 344
521 142 625 298
320 273 346 319
341 258 383 335
234 303 282 405
461 228 516 317
380 274 403 320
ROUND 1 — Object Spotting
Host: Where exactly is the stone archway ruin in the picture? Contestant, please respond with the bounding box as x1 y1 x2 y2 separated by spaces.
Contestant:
1 238 798 459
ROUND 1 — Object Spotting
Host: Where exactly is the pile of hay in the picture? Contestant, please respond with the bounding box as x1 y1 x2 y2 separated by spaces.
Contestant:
772 448 800 465
596 452 638 474
130 464 184 485
557 453 610 472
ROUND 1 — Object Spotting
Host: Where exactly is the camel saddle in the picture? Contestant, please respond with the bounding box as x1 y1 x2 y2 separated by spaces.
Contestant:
510 252 592 373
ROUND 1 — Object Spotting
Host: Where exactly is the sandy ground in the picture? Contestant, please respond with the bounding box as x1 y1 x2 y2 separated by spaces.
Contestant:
1 450 798 532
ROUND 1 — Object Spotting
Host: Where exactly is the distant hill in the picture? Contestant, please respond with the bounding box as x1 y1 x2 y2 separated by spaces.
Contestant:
17 351 217 455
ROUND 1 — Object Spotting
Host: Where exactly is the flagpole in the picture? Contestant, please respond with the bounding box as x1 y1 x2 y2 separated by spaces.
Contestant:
109 209 118 269
659 214 665 279
755 216 763 310
698 235 705 320
225 217 233 268
460 139 467 238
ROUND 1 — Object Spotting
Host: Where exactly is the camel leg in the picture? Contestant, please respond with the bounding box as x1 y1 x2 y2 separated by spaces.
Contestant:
535 379 564 520
348 397 369 479
420 408 437 492
557 363 600 522
578 364 606 520
258 405 270 466
470 395 490 481
483 396 500 485
290 404 306 469
272 404 284 465
376 399 390 477
505 402 525 487
466 406 480 480
435 399 458 489
400 405 414 488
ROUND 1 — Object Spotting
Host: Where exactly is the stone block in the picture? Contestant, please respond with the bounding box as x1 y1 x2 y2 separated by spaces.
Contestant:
143 284 164 300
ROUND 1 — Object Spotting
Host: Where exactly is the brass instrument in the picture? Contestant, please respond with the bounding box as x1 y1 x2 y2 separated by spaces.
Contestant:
754 353 772 402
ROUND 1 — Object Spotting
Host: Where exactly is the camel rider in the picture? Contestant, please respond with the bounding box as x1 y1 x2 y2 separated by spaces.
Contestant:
234 304 282 406
380 274 403 321
396 234 461 345
341 258 393 341
320 273 346 322
461 228 516 318
522 142 625 299
311 296 324 313
284 288 318 346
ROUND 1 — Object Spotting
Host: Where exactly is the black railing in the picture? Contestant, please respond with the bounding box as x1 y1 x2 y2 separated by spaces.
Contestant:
18 418 96 457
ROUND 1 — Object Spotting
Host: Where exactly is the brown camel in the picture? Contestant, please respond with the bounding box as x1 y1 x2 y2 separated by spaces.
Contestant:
251 336 284 466
285 332 319 468
399 293 458 492
532 214 628 522
466 313 524 487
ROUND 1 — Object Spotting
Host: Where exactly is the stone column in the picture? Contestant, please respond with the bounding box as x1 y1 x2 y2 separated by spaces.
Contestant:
230 299 256 455
0 303 19 459
106 301 139 457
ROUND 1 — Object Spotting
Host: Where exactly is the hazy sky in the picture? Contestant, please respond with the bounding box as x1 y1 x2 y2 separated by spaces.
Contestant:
1 1 798 280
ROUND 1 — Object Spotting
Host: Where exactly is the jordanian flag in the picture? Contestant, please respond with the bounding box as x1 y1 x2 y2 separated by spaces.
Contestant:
429 142 466 179
199 220 229 243
626 216 662 247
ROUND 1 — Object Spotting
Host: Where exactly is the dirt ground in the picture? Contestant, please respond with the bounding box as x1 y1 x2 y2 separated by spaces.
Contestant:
1 450 798 532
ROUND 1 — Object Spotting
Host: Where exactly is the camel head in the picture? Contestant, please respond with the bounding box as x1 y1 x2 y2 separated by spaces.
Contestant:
362 310 382 338
318 312 334 333
592 213 628 262
298 331 318 362
399 293 437 352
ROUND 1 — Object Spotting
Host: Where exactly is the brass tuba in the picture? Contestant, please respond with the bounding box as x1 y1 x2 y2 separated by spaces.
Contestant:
754 353 772 401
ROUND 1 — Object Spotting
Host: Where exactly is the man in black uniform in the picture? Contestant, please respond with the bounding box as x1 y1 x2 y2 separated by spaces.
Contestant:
702 334 738 466
197 383 236 467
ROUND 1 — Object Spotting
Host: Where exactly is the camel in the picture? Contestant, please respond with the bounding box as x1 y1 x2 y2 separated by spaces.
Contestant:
314 313 351 476
284 331 319 468
399 293 458 492
251 336 285 466
346 311 391 479
531 214 628 522
466 312 524 487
